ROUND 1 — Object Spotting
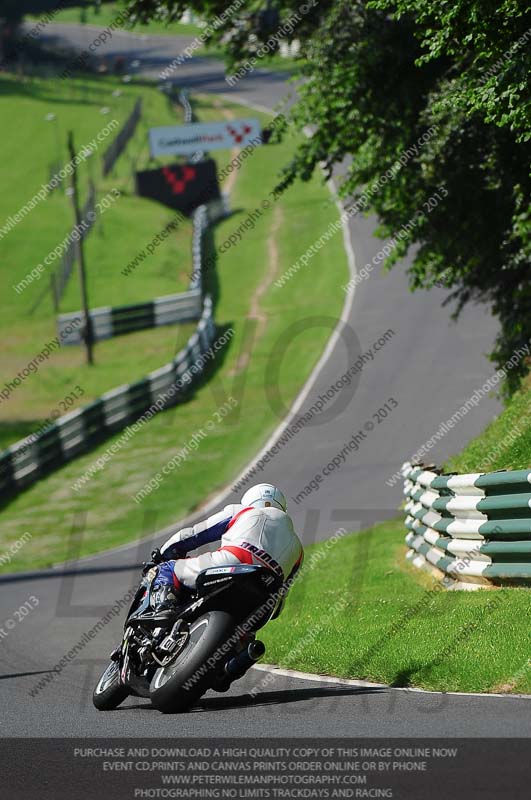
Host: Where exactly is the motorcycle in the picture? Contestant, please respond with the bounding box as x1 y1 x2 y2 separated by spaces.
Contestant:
92 554 284 714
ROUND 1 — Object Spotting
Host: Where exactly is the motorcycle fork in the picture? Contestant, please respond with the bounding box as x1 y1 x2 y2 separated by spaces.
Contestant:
120 628 132 684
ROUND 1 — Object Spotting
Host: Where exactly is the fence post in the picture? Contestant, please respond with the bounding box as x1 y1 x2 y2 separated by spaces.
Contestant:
50 271 59 312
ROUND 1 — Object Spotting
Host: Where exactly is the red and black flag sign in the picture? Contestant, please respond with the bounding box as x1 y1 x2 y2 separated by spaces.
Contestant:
135 159 220 216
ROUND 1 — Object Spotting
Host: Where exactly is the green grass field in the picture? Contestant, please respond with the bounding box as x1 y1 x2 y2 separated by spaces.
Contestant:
0 72 195 441
29 3 204 38
445 375 531 473
0 90 348 572
262 378 531 695
262 519 531 695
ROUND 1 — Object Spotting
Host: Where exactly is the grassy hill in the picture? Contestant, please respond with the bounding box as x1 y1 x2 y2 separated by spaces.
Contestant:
0 72 194 446
445 375 531 474
263 377 531 695
0 91 349 572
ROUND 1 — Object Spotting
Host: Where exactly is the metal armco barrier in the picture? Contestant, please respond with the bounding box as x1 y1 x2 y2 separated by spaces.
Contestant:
55 202 231 345
1 94 231 502
178 88 206 163
0 203 219 502
0 298 216 501
57 290 203 345
102 98 142 177
402 462 531 586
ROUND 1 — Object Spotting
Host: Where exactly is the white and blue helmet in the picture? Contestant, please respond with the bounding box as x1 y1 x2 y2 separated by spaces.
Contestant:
241 483 287 512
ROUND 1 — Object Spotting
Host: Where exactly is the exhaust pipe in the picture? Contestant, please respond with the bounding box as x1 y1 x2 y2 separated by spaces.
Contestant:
247 640 265 660
225 640 265 678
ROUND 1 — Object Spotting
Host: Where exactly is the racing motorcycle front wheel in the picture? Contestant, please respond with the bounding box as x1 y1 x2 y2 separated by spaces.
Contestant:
92 660 130 711
149 610 235 714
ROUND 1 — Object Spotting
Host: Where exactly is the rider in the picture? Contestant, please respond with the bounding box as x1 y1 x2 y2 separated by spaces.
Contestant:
150 483 304 618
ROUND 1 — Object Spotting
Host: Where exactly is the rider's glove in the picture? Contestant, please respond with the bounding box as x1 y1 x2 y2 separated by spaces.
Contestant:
142 548 164 575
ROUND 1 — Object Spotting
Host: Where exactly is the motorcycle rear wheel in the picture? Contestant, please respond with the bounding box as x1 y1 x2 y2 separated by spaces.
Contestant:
150 610 235 713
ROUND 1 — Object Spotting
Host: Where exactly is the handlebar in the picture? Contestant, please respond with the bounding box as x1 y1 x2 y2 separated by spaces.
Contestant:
141 547 164 575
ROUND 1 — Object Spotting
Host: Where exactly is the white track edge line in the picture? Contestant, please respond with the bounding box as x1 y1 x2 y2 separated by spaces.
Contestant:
252 664 531 700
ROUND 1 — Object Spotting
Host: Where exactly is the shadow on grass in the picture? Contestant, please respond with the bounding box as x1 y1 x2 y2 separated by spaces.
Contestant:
0 86 245 514
389 660 447 688
0 209 236 513
0 316 235 513
0 420 43 452
0 71 114 108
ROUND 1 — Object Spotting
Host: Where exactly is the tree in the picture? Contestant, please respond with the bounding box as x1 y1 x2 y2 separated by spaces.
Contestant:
126 0 531 394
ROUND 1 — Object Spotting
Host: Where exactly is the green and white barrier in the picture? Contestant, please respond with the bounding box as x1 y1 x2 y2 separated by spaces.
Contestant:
0 298 217 502
0 202 221 503
402 462 531 586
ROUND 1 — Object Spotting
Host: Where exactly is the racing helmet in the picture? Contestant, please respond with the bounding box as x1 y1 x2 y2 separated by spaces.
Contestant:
241 483 287 512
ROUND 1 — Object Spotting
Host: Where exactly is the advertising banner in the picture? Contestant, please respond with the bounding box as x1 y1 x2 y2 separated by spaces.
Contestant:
135 160 220 215
148 118 261 156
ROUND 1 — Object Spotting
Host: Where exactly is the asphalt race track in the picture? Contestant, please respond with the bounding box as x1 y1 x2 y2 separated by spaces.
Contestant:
1 24 527 738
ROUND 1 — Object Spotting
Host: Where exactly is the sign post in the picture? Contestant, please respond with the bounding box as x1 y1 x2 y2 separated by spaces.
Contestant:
67 131 94 366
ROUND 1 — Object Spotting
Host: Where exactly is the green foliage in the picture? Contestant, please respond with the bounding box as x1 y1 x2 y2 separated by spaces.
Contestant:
126 0 531 395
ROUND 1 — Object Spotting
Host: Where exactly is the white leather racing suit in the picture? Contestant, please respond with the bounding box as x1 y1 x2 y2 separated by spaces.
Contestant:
160 504 304 591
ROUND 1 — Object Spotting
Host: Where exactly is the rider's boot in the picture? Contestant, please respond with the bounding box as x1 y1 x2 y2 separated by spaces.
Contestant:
151 585 183 623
